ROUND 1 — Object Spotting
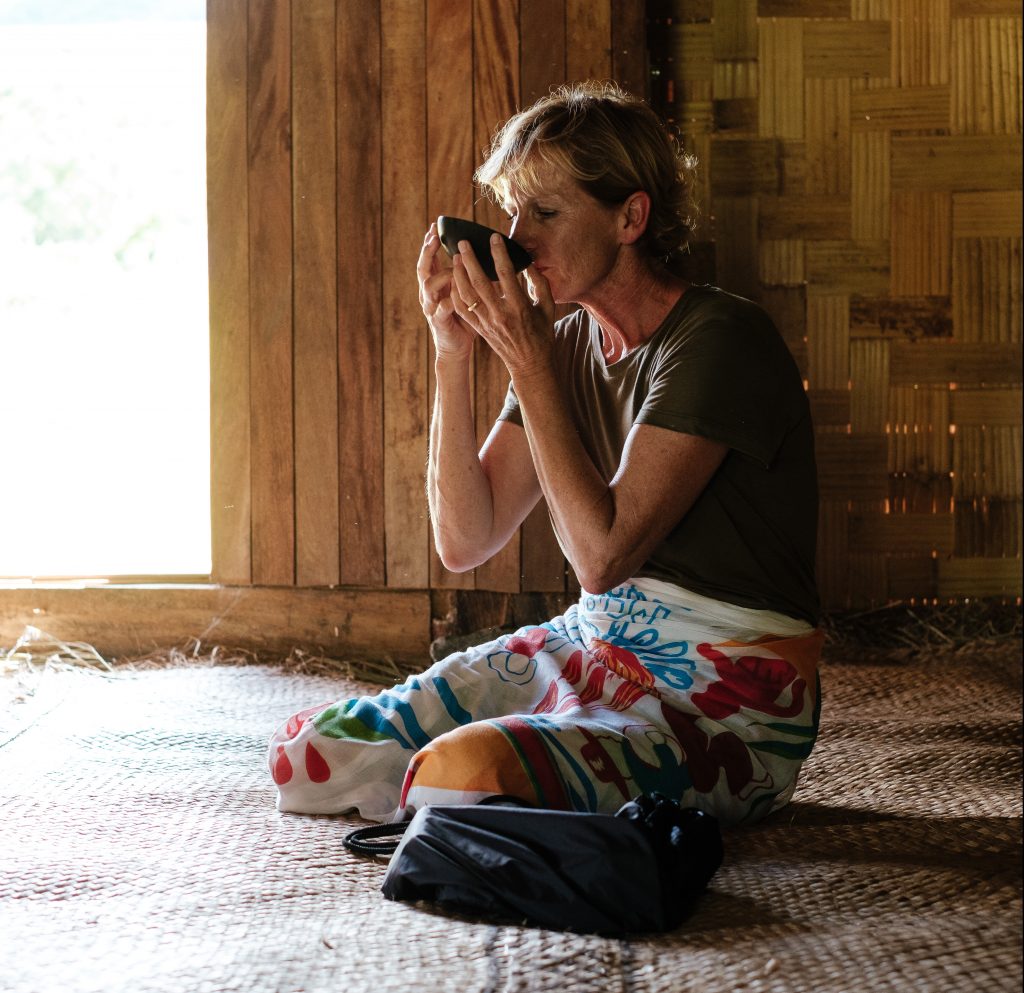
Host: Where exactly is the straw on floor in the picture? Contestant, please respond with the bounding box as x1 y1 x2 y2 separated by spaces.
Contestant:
1 644 1020 993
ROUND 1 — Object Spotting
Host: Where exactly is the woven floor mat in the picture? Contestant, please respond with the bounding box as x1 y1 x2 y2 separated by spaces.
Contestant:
1 651 1020 993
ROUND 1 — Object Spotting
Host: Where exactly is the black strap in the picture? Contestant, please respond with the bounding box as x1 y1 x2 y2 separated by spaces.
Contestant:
343 822 409 857
343 797 535 858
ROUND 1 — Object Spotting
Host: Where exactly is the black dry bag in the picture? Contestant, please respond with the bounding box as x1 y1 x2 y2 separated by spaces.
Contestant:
347 793 723 935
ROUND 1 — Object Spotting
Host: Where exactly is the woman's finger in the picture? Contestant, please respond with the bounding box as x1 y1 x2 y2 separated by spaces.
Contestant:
456 239 499 305
416 224 440 281
451 252 487 316
525 266 556 323
489 233 528 302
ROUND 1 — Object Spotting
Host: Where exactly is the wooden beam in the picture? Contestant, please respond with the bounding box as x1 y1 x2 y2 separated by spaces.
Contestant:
0 586 431 664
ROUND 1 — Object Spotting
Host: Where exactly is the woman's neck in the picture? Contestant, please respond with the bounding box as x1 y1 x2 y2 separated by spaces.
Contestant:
581 258 689 361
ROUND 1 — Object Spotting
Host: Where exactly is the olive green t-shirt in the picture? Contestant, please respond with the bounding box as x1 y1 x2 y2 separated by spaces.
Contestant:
498 284 820 624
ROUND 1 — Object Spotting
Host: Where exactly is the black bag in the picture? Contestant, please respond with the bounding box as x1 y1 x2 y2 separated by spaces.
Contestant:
344 794 723 935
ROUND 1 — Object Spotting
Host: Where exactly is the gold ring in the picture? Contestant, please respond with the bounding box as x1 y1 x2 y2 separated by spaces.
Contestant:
466 299 479 312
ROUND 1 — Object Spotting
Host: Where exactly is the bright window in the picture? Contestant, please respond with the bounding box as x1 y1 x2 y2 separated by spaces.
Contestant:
0 1 209 579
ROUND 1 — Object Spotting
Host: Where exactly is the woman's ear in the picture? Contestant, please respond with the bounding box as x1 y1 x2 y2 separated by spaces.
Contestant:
619 191 651 246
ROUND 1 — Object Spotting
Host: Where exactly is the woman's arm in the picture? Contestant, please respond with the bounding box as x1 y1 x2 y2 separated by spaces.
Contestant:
513 369 725 592
450 235 727 593
427 354 541 571
419 226 541 572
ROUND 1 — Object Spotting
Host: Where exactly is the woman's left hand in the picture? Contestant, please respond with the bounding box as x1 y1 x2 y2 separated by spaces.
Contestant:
450 234 556 381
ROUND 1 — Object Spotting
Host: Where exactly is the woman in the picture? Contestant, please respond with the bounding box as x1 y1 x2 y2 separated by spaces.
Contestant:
268 82 822 827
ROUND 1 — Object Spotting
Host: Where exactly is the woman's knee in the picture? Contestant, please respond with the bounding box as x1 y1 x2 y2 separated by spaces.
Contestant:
400 720 539 810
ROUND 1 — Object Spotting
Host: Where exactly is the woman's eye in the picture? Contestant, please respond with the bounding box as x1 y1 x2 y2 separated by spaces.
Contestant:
536 209 556 219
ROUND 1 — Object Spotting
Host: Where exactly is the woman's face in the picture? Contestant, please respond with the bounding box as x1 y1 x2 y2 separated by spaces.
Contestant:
501 163 624 306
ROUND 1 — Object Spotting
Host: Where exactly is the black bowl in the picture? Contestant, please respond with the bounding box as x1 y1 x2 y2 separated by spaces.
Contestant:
437 215 532 281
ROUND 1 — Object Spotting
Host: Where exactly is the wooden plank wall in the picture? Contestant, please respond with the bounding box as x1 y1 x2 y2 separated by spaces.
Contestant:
649 0 1022 605
208 0 1019 617
207 0 646 601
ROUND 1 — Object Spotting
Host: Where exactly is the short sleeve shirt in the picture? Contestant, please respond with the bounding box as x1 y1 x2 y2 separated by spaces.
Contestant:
498 285 820 624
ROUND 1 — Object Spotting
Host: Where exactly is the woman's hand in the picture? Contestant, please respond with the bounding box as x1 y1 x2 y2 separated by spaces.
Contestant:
417 223 476 361
449 233 556 381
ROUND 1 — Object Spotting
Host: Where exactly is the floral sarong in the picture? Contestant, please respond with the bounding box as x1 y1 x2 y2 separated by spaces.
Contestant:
268 579 823 826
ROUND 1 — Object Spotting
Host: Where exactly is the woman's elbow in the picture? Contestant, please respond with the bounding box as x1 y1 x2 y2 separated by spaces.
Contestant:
575 559 631 596
435 545 478 574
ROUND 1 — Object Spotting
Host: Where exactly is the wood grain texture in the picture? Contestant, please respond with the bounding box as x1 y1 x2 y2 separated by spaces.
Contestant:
293 0 339 587
850 85 949 129
713 0 756 59
891 192 952 296
208 0 251 585
851 130 890 241
892 0 950 86
758 0 851 14
891 135 1023 191
0 586 431 663
337 0 385 585
889 341 1023 383
952 191 1024 237
247 0 295 586
849 511 955 553
473 0 521 593
520 1 571 593
804 19 890 78
953 238 1023 342
567 0 612 81
203 1 1022 610
423 0 475 589
522 0 566 103
381 0 430 589
758 18 804 139
610 0 646 95
951 15 1022 135
427 0 476 592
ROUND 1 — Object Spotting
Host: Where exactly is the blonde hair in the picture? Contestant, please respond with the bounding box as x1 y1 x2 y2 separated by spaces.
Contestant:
475 81 698 263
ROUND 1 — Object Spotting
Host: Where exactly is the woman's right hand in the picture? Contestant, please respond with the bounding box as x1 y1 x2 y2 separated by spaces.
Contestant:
417 223 475 360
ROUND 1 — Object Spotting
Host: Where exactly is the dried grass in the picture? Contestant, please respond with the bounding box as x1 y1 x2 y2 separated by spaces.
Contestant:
2 599 1020 703
821 599 1022 663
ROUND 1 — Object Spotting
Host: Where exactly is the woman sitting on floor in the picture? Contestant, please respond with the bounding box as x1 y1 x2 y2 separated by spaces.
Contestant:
268 81 823 826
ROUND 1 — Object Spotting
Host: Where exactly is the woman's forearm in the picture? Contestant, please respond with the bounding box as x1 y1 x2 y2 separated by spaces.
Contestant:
427 355 497 572
512 366 623 591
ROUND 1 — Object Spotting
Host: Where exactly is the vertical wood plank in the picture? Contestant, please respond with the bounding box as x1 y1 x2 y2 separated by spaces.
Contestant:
566 0 612 81
610 0 647 96
474 0 522 593
427 0 476 591
520 0 570 593
293 0 339 587
208 0 251 585
382 0 430 588
337 0 385 585
247 0 294 586
522 0 566 103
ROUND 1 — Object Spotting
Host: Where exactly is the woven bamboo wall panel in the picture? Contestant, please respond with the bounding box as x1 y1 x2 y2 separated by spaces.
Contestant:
650 0 1022 603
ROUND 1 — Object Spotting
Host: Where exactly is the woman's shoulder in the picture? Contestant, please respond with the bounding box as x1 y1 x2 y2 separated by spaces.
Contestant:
660 284 788 356
679 284 776 329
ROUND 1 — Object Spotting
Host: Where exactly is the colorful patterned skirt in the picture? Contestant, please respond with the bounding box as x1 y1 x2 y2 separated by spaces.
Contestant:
268 579 823 826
